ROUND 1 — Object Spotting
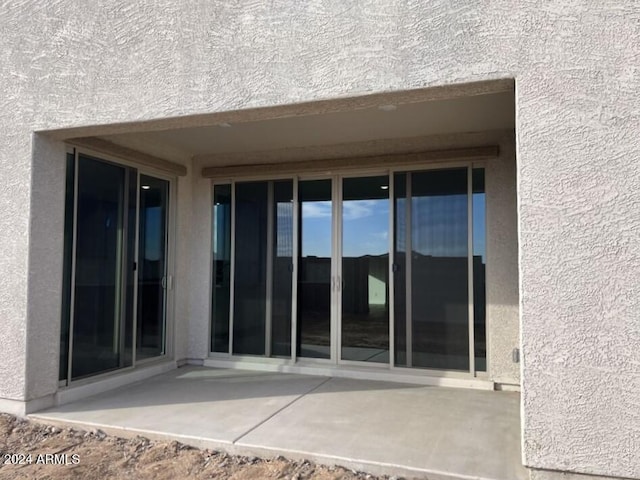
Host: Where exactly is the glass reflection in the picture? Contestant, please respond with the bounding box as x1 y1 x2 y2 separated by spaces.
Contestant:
341 176 389 363
297 180 332 359
394 168 470 371
136 175 169 360
473 169 486 372
410 168 469 370
71 156 134 379
271 180 294 357
211 184 231 353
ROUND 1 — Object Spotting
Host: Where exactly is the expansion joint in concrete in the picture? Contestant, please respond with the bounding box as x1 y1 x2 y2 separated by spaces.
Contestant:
231 377 332 445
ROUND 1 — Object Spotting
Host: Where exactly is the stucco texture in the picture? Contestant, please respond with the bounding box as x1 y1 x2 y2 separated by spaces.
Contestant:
486 132 520 386
0 1 639 478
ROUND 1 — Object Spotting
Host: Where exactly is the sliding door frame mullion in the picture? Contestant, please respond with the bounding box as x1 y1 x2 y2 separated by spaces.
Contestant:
467 166 476 376
66 150 79 385
228 181 236 356
333 175 341 364
405 172 412 368
291 177 299 362
114 170 127 365
131 170 141 368
388 172 395 369
161 177 172 358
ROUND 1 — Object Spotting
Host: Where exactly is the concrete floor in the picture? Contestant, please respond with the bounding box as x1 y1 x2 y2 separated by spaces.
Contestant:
31 366 527 480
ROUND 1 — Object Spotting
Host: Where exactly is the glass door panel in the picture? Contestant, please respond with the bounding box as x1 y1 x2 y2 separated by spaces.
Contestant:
271 180 294 357
340 176 390 363
211 184 232 353
394 168 470 371
233 181 269 356
297 180 332 359
71 156 135 379
393 173 408 366
136 175 169 360
229 179 295 358
472 168 486 372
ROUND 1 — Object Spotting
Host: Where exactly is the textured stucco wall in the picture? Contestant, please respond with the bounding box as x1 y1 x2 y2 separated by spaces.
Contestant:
529 468 631 480
486 132 520 386
188 167 214 361
24 136 67 400
172 168 195 362
1 2 639 478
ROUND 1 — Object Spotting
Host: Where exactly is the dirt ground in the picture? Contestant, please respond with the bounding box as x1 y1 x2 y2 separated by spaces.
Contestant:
0 414 399 480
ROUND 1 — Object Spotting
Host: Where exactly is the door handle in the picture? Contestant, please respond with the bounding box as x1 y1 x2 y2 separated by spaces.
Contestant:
162 275 173 290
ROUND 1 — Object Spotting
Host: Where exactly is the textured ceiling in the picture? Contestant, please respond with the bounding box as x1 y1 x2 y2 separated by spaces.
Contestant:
100 91 514 161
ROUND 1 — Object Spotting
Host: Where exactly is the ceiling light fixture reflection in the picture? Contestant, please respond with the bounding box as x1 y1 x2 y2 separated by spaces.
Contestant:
380 185 389 190
141 185 151 190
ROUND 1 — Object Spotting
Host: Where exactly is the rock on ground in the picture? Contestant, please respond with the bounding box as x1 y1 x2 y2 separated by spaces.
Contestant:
0 413 404 480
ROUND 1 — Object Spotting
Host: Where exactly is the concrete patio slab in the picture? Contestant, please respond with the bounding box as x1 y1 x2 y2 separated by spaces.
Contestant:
32 367 328 445
30 366 526 480
238 376 526 480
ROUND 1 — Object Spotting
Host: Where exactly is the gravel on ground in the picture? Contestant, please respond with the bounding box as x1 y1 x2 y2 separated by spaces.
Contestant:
0 413 403 480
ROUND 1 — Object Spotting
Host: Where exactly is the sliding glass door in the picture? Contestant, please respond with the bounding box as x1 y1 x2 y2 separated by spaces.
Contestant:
209 167 486 375
211 180 294 358
70 156 136 379
136 175 170 361
60 153 172 383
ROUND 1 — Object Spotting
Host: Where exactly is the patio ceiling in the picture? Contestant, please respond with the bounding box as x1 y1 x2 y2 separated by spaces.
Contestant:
96 90 514 164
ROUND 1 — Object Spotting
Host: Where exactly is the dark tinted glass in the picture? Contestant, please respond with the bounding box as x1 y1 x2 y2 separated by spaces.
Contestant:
472 168 486 372
393 173 407 366
271 180 294 357
394 169 470 371
410 168 469 370
211 184 232 352
233 181 268 355
136 175 169 360
71 156 134 379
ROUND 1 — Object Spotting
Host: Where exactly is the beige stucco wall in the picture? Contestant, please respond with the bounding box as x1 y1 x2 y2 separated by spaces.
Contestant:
188 164 215 361
173 167 195 362
486 132 520 386
0 2 638 478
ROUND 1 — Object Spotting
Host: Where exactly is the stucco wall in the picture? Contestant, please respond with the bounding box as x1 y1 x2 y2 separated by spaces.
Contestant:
172 168 195 362
24 136 67 401
189 167 214 361
1 1 638 478
486 132 520 386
